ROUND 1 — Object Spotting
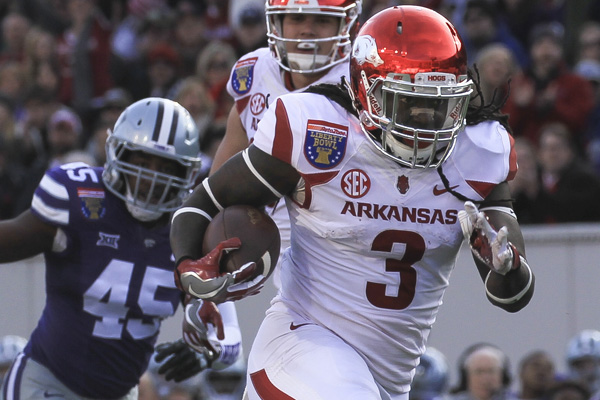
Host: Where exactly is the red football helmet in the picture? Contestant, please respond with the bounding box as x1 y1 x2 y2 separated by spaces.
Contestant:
349 6 473 168
266 0 362 74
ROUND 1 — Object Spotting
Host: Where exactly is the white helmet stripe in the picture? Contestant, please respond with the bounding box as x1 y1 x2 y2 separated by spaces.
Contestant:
156 99 177 146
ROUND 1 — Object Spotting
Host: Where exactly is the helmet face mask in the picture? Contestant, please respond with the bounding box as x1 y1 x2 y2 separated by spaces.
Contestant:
266 0 362 74
350 6 473 168
103 98 202 221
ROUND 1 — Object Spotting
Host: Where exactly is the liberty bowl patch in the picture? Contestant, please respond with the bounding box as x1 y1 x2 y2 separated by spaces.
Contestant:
231 57 257 95
78 188 106 219
304 120 348 169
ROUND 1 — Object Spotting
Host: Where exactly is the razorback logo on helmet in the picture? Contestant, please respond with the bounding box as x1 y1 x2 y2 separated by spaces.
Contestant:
352 35 383 67
341 169 371 198
304 120 348 169
231 57 257 95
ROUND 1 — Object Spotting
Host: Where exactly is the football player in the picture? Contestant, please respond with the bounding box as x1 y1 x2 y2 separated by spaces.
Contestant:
566 329 600 397
0 98 241 400
210 0 362 285
170 6 535 399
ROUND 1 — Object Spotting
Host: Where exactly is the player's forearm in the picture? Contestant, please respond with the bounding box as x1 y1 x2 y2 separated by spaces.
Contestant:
170 184 219 263
484 259 535 312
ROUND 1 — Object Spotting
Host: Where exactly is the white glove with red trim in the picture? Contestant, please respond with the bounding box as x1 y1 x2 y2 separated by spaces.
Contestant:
458 201 519 275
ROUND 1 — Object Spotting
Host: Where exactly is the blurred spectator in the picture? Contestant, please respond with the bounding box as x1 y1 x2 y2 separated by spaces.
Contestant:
201 0 233 43
0 12 31 64
229 0 267 57
172 0 207 76
22 27 60 97
46 106 84 168
143 41 182 98
111 1 172 100
111 0 168 63
534 122 600 223
410 347 451 400
195 40 237 124
56 0 114 120
172 76 215 143
472 43 518 108
460 0 528 68
574 59 600 177
575 21 600 66
565 329 600 397
508 137 540 225
502 22 595 148
449 343 514 400
515 350 556 400
546 381 590 400
495 0 537 49
91 87 132 127
0 61 26 104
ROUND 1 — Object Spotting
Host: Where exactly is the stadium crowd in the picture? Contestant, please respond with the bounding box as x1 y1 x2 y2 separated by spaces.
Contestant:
1 0 600 223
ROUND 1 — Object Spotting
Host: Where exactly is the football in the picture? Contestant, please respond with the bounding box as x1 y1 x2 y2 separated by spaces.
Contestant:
202 205 281 280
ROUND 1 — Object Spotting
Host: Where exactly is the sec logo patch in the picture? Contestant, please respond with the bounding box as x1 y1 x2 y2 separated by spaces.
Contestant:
341 169 371 198
250 93 266 116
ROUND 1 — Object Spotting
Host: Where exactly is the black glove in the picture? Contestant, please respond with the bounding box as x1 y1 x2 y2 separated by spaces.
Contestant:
154 339 209 382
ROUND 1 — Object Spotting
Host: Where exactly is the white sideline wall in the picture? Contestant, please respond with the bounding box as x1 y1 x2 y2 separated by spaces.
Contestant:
1 223 599 388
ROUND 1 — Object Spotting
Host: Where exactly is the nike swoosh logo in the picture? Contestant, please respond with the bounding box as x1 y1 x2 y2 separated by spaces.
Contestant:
433 184 459 196
289 322 311 331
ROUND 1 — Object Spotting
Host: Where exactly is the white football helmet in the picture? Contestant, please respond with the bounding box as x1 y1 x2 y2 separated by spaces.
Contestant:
567 329 600 392
266 0 362 74
103 98 202 221
349 6 473 168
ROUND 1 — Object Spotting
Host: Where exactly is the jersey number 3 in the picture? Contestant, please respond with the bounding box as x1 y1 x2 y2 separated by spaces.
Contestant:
366 230 425 310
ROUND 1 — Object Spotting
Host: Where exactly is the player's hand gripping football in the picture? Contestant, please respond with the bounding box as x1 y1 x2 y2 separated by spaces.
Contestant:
458 201 518 275
175 238 262 303
182 298 223 359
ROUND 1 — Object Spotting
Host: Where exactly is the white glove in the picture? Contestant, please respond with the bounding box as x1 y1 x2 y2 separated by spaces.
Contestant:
458 201 516 275
182 299 222 361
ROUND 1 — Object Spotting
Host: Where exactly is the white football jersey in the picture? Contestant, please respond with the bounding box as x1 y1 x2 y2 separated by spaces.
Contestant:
252 92 517 395
226 47 350 279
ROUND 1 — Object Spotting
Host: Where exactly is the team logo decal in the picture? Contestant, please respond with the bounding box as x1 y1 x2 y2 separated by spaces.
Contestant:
78 188 106 219
397 175 410 194
341 169 371 198
231 57 257 95
304 119 348 169
250 93 266 116
352 35 384 67
97 232 120 249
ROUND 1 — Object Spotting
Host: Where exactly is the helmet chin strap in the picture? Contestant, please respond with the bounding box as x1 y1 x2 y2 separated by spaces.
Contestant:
125 187 163 222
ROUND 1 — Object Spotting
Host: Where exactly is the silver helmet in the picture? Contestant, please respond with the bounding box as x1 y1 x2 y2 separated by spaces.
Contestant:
103 98 202 221
566 329 600 392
